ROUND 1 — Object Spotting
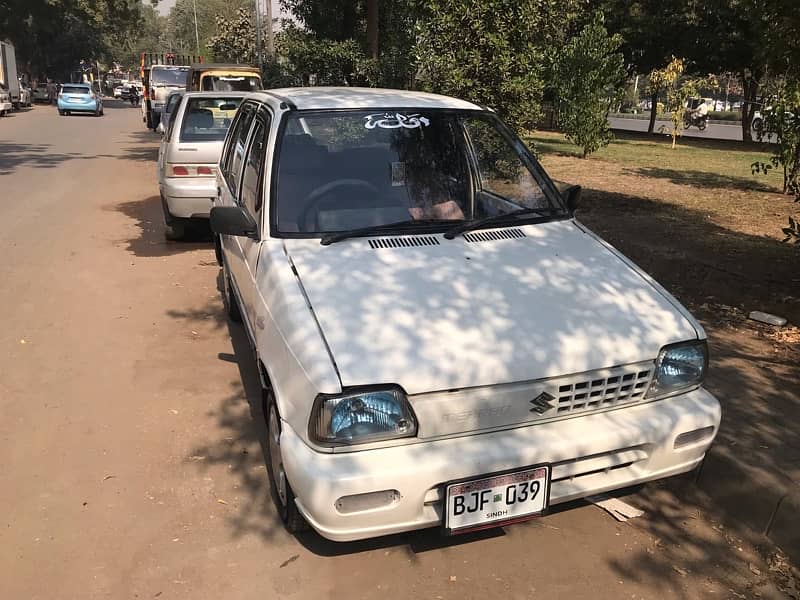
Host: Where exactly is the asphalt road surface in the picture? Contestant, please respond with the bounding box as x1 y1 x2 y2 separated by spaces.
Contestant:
609 116 755 142
0 101 787 599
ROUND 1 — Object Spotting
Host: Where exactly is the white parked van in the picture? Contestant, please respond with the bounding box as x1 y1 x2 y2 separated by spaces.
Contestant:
0 41 21 109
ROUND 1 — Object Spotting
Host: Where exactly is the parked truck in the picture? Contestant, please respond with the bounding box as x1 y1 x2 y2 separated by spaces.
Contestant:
140 52 201 131
0 40 21 109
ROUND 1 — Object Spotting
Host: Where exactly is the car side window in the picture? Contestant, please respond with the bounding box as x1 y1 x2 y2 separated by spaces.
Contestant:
240 110 272 218
224 103 256 197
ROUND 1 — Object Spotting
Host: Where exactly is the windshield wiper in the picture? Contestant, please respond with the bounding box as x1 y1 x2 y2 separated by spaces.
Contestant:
320 219 458 246
443 207 561 240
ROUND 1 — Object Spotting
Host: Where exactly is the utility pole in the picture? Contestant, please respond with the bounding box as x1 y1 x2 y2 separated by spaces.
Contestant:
192 0 200 56
254 0 263 70
265 0 274 59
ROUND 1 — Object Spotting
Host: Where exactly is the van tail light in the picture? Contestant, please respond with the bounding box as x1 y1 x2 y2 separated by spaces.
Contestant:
196 166 214 175
171 165 189 176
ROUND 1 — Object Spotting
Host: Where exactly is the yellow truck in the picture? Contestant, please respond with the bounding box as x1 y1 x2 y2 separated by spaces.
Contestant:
185 64 262 92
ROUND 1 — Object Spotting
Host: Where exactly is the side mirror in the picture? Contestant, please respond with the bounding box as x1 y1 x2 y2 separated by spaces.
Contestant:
156 121 165 135
554 181 581 216
210 206 258 239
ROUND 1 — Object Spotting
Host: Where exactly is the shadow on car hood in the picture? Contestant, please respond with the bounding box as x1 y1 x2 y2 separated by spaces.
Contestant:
285 220 698 395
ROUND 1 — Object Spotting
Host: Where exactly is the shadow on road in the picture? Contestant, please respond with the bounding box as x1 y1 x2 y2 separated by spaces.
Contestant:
0 141 91 175
113 195 212 257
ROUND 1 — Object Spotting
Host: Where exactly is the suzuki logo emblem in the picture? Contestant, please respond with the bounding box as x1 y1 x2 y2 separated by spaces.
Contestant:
530 391 555 414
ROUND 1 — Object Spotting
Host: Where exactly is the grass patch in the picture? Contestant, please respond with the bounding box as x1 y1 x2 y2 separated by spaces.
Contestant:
527 130 782 193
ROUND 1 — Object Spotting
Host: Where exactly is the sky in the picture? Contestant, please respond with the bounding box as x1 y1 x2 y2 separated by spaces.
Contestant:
155 0 285 19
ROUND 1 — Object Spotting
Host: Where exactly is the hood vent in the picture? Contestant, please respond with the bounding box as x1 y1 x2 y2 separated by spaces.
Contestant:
463 228 526 243
369 236 441 249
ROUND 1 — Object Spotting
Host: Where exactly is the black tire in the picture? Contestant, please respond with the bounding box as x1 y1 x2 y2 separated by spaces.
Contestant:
752 118 763 134
222 259 242 323
214 235 223 266
264 387 309 534
698 119 707 131
682 116 691 130
164 222 186 241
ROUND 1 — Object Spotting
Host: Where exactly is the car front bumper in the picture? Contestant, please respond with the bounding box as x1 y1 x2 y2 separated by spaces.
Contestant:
0 101 11 112
160 177 216 218
282 387 721 542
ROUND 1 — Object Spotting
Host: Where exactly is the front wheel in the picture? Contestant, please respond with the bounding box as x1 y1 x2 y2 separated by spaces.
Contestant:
683 116 691 130
698 118 707 131
752 118 763 134
264 390 309 534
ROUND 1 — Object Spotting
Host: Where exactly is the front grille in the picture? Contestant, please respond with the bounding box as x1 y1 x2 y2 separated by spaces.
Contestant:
555 366 653 414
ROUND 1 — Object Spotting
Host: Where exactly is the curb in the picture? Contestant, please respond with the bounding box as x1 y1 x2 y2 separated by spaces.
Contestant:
697 447 800 564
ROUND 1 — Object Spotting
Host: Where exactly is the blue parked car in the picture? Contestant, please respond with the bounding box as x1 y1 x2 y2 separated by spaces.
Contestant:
57 83 103 117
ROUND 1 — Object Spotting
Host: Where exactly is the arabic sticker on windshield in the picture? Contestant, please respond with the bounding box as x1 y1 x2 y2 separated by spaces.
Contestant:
364 113 431 130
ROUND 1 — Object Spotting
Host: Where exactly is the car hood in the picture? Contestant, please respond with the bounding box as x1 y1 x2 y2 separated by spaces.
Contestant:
285 220 699 395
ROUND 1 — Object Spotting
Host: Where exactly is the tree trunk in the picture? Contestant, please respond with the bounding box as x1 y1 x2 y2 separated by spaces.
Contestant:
647 89 658 134
740 72 760 143
366 0 379 60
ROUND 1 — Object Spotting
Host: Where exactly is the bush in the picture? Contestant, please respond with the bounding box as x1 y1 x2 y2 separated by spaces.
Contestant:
708 111 741 121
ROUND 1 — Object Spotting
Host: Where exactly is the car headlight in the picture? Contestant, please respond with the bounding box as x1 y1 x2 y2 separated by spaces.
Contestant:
310 387 417 446
646 340 708 398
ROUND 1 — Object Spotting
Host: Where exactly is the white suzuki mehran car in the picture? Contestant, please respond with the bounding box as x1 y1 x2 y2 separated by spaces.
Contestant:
157 91 246 239
211 88 721 541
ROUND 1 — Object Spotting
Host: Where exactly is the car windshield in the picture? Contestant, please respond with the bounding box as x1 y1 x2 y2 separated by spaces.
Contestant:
61 86 90 95
179 97 243 142
152 67 188 86
201 75 260 92
274 109 564 234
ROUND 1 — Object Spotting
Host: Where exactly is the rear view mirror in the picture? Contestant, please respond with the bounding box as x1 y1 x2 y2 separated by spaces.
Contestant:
210 206 258 239
156 121 165 135
218 103 238 111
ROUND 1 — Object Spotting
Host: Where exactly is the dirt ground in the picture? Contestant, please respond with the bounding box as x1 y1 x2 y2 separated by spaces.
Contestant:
1 105 799 599
536 131 800 583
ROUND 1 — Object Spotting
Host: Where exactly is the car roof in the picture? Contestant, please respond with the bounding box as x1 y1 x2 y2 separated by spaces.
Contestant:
249 87 484 111
182 91 251 99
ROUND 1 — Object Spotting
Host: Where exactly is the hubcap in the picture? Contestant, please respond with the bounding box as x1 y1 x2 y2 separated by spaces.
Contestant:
268 403 288 507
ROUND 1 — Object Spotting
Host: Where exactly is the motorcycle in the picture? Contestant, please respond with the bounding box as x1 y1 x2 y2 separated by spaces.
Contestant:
129 90 140 107
683 111 708 131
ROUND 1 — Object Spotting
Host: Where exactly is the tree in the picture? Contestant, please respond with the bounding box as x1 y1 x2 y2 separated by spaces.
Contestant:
278 0 417 88
552 14 626 157
596 0 695 133
413 0 584 132
0 0 149 79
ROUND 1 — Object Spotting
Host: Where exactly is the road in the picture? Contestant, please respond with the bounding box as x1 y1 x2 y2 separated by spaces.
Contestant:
609 116 753 142
0 101 786 599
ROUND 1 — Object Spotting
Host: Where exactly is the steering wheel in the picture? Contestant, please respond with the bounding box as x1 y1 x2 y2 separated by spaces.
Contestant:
300 179 379 231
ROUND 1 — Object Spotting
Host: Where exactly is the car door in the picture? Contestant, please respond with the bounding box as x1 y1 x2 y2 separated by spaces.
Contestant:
217 101 264 329
232 107 272 327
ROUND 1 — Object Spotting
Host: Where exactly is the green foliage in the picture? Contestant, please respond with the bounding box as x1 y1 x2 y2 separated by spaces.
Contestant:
207 8 257 63
552 14 626 158
413 0 584 132
0 0 147 78
167 0 252 57
750 79 800 243
277 1 417 88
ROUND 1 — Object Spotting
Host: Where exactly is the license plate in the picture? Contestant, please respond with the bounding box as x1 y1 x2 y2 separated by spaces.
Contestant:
444 466 550 534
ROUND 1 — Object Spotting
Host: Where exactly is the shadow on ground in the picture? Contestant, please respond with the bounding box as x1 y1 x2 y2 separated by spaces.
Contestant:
0 141 91 174
577 188 799 323
113 195 213 257
627 166 777 192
